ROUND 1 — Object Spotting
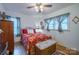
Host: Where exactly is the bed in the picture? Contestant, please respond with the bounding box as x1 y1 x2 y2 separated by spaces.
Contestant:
21 28 55 55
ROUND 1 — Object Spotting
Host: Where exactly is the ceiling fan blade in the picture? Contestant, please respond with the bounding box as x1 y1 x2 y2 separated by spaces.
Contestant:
44 5 52 7
27 6 34 8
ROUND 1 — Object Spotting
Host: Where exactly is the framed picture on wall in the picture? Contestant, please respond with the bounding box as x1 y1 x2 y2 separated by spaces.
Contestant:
40 21 44 29
72 16 79 24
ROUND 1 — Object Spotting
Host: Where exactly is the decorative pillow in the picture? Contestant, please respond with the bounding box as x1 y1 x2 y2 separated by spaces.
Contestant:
21 29 28 34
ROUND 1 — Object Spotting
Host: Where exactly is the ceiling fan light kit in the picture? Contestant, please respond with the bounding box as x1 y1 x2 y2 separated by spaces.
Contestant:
27 3 52 13
34 4 44 13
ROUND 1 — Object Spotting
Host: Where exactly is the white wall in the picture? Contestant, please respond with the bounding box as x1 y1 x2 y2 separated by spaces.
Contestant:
40 4 79 51
5 11 45 29
0 4 5 12
4 11 28 28
20 14 45 28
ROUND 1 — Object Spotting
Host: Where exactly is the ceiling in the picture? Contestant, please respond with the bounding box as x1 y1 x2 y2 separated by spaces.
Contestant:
2 3 75 15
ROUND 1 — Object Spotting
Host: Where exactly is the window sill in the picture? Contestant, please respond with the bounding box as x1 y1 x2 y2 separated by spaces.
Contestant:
44 29 70 32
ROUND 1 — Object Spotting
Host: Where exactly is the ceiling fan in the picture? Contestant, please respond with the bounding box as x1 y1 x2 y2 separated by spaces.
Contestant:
26 3 52 13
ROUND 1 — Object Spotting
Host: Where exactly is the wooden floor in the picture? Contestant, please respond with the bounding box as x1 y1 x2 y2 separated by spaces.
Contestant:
14 42 27 55
13 41 65 55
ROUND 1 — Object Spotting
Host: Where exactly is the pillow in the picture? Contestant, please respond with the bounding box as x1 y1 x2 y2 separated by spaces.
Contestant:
27 29 34 33
21 29 28 34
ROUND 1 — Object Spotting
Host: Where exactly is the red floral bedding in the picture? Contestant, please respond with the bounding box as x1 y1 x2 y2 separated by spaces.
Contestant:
21 29 52 54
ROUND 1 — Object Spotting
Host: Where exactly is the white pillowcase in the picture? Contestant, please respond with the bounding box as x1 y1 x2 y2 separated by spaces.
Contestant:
27 29 34 33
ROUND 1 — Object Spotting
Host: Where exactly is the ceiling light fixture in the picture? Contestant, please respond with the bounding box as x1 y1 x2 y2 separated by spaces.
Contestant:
34 3 44 13
27 3 52 13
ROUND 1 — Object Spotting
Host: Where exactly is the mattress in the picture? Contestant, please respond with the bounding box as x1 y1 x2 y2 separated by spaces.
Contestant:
36 39 56 50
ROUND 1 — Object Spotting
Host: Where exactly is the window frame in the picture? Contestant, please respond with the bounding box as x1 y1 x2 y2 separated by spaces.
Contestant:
44 13 70 31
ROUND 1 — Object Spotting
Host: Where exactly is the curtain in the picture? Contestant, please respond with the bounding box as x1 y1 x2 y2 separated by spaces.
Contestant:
57 16 62 32
44 13 69 32
57 13 69 32
6 16 21 36
45 19 51 31
16 17 21 36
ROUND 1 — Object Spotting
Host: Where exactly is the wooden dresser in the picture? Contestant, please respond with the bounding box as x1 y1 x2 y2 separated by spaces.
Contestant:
0 20 14 54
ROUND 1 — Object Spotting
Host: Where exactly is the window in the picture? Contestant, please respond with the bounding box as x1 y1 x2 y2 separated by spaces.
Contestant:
6 16 21 36
49 20 54 29
45 13 70 31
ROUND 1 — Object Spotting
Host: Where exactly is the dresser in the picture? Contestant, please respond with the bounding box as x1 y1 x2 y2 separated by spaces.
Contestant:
0 20 14 54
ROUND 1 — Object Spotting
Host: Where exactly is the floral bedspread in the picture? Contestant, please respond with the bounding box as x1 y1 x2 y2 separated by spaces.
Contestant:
21 32 52 55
